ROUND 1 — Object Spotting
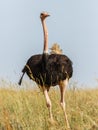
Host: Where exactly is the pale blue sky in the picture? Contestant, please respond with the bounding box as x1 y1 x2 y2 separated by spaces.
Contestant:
0 0 98 87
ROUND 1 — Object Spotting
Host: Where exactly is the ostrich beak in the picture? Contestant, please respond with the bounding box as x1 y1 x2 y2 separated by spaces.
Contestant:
47 14 50 17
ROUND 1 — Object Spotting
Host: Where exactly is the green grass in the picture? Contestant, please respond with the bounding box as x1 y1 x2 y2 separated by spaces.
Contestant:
0 82 98 130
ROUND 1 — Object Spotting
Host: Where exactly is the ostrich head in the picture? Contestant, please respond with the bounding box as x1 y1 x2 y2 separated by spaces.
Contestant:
40 12 50 21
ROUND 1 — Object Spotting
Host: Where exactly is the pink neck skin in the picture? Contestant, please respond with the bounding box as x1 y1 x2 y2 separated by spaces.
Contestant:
41 19 48 53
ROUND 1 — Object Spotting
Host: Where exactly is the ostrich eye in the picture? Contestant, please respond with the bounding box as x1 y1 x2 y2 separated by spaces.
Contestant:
41 13 43 16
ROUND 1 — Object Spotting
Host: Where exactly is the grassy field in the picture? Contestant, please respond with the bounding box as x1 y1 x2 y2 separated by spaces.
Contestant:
0 82 98 130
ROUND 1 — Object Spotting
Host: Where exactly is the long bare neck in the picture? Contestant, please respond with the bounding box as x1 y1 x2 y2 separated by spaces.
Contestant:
41 20 48 53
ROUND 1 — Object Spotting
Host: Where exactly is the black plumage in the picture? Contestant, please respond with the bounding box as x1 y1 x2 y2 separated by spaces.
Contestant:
19 53 73 90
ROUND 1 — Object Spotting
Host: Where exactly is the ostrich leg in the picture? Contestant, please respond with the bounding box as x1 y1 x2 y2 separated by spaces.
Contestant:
43 87 53 121
59 79 70 129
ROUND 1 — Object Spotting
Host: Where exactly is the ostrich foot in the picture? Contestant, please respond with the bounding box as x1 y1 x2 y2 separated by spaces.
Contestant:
48 118 58 125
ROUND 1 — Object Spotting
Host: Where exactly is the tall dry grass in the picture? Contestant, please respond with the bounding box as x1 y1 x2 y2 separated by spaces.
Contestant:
0 81 98 130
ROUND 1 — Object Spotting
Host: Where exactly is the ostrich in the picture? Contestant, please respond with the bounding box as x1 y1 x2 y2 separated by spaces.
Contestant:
19 12 73 129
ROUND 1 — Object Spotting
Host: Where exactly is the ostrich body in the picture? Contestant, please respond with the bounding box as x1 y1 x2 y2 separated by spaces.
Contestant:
19 12 73 129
